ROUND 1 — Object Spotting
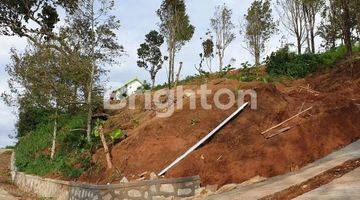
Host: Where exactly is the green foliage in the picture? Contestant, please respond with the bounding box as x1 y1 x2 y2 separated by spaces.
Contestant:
14 114 92 179
244 0 277 65
0 0 78 38
137 30 164 88
16 105 51 138
157 0 195 50
109 129 124 141
266 45 360 78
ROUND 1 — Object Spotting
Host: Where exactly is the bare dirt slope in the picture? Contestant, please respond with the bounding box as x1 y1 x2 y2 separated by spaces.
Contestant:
0 150 37 199
80 58 360 186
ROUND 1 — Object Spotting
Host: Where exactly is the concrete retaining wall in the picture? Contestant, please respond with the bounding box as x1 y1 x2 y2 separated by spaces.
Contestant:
11 153 200 200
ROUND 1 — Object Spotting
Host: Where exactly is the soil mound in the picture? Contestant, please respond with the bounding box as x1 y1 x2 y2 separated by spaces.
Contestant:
80 59 360 186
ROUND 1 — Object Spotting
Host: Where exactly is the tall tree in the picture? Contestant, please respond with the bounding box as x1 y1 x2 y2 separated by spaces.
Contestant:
157 0 195 86
0 0 78 51
65 0 124 142
243 0 277 66
318 2 341 49
337 0 353 53
277 0 307 54
302 0 324 53
3 43 87 159
353 0 360 40
137 30 164 89
210 4 236 71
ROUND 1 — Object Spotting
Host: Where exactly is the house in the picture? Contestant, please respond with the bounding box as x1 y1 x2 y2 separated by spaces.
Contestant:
113 78 144 99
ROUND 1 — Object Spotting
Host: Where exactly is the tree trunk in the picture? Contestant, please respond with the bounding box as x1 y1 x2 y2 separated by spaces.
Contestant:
86 63 95 142
171 45 176 83
219 51 223 71
50 110 58 160
254 46 260 66
174 62 183 88
297 35 302 54
151 77 155 89
99 126 113 169
341 0 352 54
167 50 172 86
310 29 315 53
86 0 96 143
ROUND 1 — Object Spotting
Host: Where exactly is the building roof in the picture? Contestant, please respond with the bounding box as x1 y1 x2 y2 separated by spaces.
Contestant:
114 78 144 92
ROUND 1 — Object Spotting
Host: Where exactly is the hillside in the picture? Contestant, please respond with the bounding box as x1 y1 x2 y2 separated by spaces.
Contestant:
79 57 360 186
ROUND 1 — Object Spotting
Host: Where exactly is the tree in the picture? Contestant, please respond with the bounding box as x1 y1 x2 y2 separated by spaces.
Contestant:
157 0 195 86
277 0 307 54
0 0 78 51
137 30 164 89
243 0 277 66
210 4 236 71
3 43 87 160
201 31 214 72
336 0 353 53
353 0 360 40
302 0 324 53
65 0 124 142
318 2 342 50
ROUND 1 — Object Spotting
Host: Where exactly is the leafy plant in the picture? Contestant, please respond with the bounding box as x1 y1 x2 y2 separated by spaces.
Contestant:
14 114 92 179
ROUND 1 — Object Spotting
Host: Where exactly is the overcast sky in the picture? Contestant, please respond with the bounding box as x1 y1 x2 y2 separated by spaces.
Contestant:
0 0 315 147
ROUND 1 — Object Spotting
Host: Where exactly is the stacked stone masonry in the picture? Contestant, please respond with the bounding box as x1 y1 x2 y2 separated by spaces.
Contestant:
11 152 200 200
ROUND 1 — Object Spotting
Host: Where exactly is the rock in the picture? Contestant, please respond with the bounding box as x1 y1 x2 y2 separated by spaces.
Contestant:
128 189 142 198
195 187 206 196
120 176 129 183
215 184 238 194
150 172 158 180
178 188 192 196
238 175 267 187
205 185 218 192
160 184 175 193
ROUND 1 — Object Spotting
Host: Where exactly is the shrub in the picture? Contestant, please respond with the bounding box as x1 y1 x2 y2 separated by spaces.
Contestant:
14 114 93 179
266 45 360 78
265 45 320 78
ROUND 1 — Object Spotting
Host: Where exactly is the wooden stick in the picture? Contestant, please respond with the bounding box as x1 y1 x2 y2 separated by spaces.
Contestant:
99 126 113 169
261 106 313 135
299 86 320 94
265 126 291 139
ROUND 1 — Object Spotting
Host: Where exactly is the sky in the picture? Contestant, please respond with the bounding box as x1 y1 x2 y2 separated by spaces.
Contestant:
0 0 312 147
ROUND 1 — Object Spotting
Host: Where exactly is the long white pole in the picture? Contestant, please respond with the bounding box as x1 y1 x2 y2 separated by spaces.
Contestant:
158 102 249 176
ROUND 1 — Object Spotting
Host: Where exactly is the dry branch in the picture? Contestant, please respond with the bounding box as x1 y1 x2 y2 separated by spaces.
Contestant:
265 126 291 139
261 106 313 135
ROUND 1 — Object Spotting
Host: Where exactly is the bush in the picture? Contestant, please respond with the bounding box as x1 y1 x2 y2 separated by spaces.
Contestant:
265 45 359 78
14 114 93 179
265 46 321 78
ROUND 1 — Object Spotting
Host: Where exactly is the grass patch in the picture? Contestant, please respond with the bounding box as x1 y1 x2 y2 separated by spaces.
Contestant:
14 114 94 179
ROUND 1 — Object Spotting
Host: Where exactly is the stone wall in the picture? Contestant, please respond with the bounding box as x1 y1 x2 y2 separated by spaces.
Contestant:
11 153 200 200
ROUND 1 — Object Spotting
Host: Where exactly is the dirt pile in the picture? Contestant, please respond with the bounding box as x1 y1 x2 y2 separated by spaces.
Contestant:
80 58 360 186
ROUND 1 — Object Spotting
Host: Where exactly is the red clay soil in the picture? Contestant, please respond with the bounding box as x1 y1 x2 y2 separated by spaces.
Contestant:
0 151 37 199
79 58 360 186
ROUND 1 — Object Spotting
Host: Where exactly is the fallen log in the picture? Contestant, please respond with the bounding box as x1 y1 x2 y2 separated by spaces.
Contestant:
261 106 313 135
158 102 249 176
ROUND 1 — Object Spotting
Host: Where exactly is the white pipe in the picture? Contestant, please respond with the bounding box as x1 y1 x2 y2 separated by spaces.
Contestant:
158 102 249 176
